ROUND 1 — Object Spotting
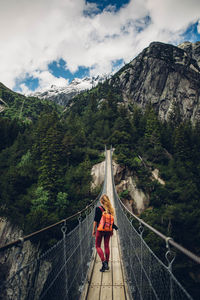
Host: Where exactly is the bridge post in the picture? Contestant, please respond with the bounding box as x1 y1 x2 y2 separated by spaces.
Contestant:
165 238 176 300
61 221 69 300
139 223 144 300
13 238 25 300
78 214 84 285
85 209 90 254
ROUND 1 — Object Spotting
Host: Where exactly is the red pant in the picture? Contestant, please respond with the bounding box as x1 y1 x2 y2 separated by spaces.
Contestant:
95 230 111 262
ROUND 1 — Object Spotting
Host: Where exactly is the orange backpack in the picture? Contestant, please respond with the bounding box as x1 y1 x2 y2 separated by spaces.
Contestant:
97 206 114 232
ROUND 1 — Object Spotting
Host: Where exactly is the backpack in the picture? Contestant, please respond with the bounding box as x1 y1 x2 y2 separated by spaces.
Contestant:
97 206 114 232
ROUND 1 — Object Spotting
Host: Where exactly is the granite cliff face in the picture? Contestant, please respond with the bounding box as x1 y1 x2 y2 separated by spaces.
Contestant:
112 161 149 215
91 160 105 189
178 41 200 67
0 220 50 299
109 41 200 123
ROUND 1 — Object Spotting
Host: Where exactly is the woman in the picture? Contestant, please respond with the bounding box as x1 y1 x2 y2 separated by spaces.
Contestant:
92 194 118 272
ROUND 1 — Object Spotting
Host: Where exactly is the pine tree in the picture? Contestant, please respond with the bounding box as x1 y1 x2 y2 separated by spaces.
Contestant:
145 108 161 147
173 122 192 161
39 123 64 204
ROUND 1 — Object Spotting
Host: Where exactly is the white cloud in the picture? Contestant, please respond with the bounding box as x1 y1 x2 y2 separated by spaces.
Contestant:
0 0 199 93
33 71 69 90
17 70 68 95
198 20 200 33
146 0 200 31
19 84 31 96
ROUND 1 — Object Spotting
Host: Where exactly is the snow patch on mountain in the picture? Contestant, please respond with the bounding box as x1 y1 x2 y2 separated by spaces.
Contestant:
29 76 106 106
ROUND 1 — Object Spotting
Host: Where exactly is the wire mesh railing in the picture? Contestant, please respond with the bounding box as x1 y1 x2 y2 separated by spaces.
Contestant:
0 148 108 300
109 149 195 300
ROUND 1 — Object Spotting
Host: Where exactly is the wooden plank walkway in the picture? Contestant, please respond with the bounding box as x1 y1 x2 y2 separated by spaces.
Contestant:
82 150 129 300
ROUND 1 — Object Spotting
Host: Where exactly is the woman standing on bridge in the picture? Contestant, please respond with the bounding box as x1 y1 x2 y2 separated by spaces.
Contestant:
92 194 117 272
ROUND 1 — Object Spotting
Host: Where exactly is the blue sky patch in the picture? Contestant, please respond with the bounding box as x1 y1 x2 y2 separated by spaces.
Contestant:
49 60 90 82
86 0 130 12
14 75 39 93
112 59 124 72
180 22 200 43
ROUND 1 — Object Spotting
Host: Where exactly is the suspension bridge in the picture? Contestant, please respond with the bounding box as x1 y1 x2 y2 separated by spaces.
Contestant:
0 149 200 300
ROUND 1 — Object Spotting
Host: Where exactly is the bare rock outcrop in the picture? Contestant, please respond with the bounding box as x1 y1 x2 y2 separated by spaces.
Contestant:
0 219 51 300
109 41 200 123
91 160 105 189
178 41 200 67
151 169 165 185
112 160 126 184
112 161 149 215
91 159 164 215
117 176 149 215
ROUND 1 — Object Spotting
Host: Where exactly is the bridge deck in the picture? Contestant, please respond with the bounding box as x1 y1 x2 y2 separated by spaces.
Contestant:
83 150 129 300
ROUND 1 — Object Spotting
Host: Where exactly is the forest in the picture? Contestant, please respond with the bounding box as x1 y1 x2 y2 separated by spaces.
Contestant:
0 80 200 298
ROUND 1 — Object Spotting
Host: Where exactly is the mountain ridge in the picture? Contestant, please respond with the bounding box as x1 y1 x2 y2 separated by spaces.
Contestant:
1 40 200 123
28 75 107 106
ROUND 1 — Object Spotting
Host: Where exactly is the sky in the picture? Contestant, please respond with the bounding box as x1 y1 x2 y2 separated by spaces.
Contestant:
0 0 199 95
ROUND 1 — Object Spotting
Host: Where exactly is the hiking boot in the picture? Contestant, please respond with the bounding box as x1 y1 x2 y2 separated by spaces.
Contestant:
100 261 106 272
104 261 109 270
100 261 109 272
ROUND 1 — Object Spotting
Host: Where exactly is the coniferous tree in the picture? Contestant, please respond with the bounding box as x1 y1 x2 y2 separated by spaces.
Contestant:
145 108 161 147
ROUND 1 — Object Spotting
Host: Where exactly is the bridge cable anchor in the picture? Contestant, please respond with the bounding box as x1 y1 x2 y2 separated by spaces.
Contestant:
138 223 144 236
78 213 82 223
165 237 176 272
15 238 25 267
61 220 67 234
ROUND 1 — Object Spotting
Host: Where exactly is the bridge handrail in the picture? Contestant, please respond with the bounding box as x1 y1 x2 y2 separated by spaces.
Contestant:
110 149 200 265
0 202 97 252
0 146 107 253
0 209 90 252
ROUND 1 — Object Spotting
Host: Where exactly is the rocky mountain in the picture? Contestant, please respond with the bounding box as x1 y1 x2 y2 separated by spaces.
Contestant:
108 41 200 123
178 41 200 66
29 75 106 106
2 41 200 123
0 220 48 300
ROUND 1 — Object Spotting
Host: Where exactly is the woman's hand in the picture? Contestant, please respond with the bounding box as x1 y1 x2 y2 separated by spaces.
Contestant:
92 230 96 237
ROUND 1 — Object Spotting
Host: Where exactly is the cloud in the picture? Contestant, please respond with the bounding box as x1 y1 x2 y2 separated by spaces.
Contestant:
198 20 200 33
19 71 69 94
0 0 199 93
19 84 31 96
146 0 200 31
